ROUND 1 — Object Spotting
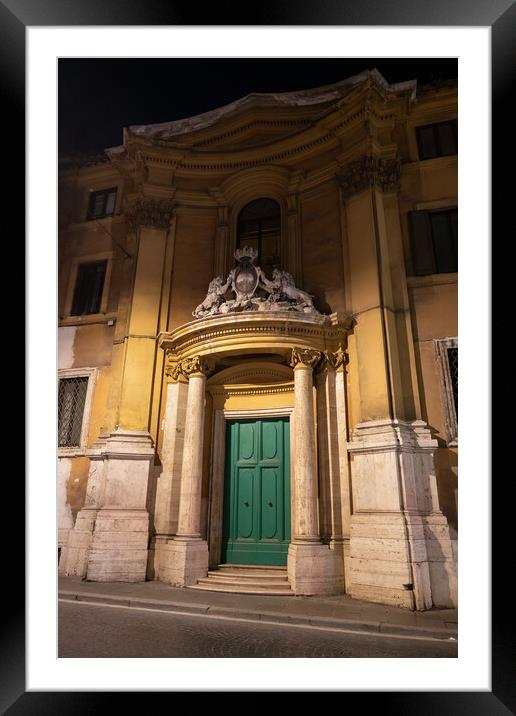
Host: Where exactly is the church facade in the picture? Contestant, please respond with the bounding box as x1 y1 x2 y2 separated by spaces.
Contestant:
58 69 458 610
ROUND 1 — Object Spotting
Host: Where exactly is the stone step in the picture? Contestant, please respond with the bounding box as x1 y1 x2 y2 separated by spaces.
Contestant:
198 576 288 588
189 582 293 596
208 570 288 582
219 564 287 571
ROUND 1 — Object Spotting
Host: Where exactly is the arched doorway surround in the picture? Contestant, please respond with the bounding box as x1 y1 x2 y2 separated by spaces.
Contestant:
157 310 353 595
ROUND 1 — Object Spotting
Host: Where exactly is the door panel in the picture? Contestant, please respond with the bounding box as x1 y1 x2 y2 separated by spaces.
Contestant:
236 468 254 538
261 421 278 459
238 422 255 460
261 467 278 538
221 418 290 566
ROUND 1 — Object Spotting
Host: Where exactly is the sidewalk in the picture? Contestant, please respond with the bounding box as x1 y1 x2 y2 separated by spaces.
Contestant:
59 576 458 641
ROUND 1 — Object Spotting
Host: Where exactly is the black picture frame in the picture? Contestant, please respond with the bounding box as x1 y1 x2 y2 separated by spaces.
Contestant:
8 0 509 711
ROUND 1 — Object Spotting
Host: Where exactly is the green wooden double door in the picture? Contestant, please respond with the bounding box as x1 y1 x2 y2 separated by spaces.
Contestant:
221 418 291 566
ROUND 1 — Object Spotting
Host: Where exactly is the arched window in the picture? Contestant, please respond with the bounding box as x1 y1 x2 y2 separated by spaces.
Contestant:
237 199 281 277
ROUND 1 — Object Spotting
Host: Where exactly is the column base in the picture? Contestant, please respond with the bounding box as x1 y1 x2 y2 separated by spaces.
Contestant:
86 509 149 582
349 512 427 610
59 508 98 577
288 542 344 595
347 419 458 610
158 538 209 587
423 514 458 608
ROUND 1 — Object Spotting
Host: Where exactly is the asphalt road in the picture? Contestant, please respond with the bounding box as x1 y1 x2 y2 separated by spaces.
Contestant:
58 599 457 658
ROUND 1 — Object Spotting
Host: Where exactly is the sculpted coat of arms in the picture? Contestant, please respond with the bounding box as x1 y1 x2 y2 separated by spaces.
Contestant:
193 246 321 320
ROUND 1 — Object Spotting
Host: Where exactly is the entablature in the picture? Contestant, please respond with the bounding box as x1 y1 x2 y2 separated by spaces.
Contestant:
159 312 353 378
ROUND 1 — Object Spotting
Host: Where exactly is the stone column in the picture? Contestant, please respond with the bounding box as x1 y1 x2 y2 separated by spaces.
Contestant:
292 349 320 542
160 355 214 587
315 347 351 592
287 348 343 595
152 355 189 580
334 353 353 589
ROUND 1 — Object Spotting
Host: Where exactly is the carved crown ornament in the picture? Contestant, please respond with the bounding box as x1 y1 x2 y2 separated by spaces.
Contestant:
337 155 401 199
124 195 176 231
193 246 324 321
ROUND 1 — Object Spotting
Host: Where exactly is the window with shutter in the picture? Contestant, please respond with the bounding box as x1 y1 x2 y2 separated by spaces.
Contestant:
409 208 457 276
70 260 107 316
87 187 117 220
416 120 457 160
237 199 281 278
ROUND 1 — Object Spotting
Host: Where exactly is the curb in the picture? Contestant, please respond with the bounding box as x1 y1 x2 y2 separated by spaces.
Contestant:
59 590 457 641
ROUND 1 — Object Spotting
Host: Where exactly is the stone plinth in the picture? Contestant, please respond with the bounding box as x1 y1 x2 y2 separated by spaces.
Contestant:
347 419 457 610
86 508 149 582
60 437 107 577
60 508 97 577
85 429 154 582
158 538 209 587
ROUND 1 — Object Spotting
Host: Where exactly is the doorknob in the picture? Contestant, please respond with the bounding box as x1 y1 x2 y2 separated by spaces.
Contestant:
267 501 273 507
244 501 250 507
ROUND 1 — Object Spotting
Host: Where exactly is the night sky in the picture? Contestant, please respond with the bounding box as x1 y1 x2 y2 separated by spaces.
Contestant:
58 58 457 156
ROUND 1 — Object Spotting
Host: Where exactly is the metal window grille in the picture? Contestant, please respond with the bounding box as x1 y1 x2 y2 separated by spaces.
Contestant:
58 377 88 447
447 347 458 417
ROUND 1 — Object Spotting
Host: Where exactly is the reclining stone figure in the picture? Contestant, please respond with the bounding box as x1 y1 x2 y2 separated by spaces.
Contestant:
263 268 314 307
192 275 231 318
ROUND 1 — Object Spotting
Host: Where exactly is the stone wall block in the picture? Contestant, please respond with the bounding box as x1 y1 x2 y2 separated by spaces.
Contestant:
349 583 413 609
159 540 209 587
288 543 344 595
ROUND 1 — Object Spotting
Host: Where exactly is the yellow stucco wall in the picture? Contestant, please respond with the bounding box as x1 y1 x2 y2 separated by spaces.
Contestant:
58 76 458 537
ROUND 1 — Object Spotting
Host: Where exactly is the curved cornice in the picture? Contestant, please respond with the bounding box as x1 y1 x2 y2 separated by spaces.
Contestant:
127 69 415 144
159 312 349 365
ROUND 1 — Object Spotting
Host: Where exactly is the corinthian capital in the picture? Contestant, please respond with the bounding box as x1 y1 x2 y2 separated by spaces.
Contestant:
179 355 215 378
323 346 348 371
289 347 322 370
164 352 186 382
337 155 401 199
125 195 175 231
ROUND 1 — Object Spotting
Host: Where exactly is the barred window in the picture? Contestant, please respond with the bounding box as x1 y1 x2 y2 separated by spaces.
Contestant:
447 347 458 417
435 338 458 445
58 377 88 447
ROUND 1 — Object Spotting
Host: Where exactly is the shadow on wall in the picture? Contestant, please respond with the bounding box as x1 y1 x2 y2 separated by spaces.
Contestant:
145 460 162 581
434 446 458 536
